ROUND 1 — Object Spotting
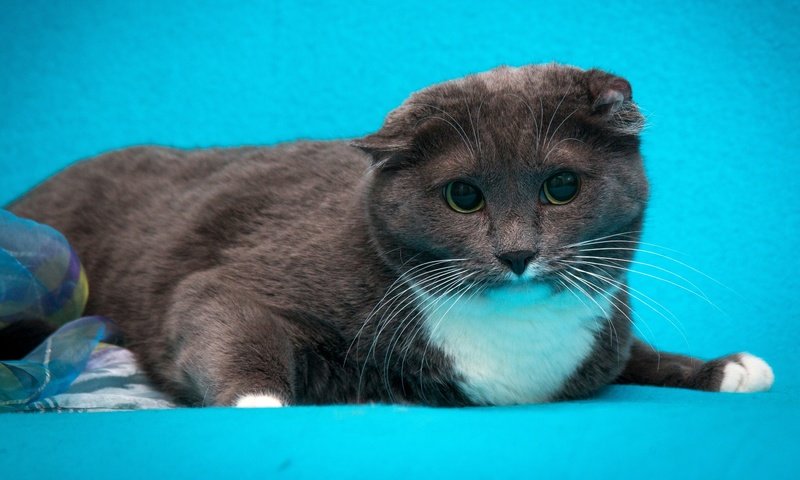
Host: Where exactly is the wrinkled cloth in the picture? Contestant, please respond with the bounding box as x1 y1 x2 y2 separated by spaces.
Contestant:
0 316 116 410
22 343 175 412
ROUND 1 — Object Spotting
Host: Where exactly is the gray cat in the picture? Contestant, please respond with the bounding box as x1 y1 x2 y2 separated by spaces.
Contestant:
5 64 773 407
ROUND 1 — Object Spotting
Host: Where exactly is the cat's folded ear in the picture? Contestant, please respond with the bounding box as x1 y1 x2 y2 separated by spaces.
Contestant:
586 69 644 135
350 104 423 169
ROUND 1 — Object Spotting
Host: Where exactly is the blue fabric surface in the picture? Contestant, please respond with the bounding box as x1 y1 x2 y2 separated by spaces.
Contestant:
1 0 798 478
1 388 798 479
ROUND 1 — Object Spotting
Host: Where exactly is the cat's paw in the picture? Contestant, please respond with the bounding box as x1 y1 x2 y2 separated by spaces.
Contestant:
718 353 774 393
235 392 285 408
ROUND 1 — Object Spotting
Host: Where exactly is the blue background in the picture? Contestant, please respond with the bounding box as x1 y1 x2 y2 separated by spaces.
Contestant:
1 1 798 478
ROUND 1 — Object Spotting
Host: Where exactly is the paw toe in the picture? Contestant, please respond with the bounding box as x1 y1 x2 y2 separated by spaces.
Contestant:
235 393 285 408
719 353 774 393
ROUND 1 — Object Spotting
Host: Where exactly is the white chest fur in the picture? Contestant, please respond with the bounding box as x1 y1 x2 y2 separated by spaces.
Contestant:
416 283 614 405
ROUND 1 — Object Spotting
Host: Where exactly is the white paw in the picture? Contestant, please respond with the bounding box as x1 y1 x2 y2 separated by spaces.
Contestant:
719 353 774 393
235 393 285 408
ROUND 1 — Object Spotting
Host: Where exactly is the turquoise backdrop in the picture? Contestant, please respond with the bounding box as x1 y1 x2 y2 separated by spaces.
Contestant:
1 1 798 478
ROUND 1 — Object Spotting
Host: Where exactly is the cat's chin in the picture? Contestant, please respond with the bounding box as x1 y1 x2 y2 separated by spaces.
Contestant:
482 279 555 303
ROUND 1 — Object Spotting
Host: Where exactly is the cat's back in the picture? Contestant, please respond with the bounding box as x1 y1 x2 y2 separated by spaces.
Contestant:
9 145 244 232
9 141 368 240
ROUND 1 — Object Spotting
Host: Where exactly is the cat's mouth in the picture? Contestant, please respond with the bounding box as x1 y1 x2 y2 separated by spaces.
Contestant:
474 260 579 294
406 257 584 297
479 268 556 291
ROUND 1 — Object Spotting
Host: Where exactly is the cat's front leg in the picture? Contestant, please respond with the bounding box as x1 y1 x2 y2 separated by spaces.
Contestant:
162 270 296 407
615 340 774 393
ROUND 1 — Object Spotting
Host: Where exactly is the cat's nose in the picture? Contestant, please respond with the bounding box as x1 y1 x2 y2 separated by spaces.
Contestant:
496 250 536 276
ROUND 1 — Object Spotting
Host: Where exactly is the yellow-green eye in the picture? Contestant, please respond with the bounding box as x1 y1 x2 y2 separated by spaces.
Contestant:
542 171 580 205
444 181 485 213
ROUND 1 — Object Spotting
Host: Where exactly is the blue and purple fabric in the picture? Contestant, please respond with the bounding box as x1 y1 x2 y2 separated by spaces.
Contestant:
0 209 113 410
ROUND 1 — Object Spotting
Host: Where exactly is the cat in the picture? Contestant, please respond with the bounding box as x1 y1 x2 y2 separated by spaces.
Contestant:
5 64 773 407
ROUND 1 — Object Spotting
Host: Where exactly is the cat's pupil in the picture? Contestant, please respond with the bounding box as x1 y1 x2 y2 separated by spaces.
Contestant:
543 172 579 204
445 181 484 213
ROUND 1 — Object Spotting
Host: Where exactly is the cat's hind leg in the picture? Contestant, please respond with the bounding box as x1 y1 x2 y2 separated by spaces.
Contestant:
615 340 774 393
158 270 297 407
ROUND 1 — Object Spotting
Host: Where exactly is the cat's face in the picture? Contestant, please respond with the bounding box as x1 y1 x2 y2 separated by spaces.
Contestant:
357 64 648 295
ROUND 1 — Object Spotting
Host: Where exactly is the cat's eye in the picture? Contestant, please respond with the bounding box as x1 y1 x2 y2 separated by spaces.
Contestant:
542 171 580 205
444 181 485 213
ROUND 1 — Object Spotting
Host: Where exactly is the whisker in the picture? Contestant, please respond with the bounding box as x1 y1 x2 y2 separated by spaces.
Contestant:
573 255 711 303
563 268 655 349
561 262 688 351
463 98 483 160
415 273 479 402
350 260 467 400
384 274 471 365
561 257 723 313
538 97 545 151
542 92 569 151
409 102 477 159
543 136 585 164
475 97 486 159
368 267 467 362
571 261 683 327
576 246 735 294
544 107 580 153
560 270 619 354
344 258 466 365
562 230 643 248
379 269 472 401
372 267 468 365
574 239 686 255
390 275 484 401
420 115 476 159
554 274 602 332
358 267 467 396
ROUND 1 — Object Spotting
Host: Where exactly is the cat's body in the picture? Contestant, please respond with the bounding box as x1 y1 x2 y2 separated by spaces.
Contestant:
5 64 773 406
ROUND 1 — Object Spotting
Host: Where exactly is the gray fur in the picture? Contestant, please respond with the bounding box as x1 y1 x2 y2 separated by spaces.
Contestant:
6 64 739 405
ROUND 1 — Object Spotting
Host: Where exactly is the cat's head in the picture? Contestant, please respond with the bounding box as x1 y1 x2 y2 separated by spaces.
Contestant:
354 64 648 296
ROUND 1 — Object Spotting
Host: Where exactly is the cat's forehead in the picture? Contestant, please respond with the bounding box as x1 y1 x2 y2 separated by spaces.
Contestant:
412 67 595 177
410 67 592 150
420 64 589 108
421 136 594 185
